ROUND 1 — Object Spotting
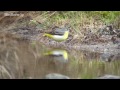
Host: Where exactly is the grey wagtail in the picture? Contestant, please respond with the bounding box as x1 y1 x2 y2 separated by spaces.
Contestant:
44 49 68 62
43 28 69 42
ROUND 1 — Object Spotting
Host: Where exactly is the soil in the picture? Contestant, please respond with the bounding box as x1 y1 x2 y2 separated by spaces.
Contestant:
0 12 120 56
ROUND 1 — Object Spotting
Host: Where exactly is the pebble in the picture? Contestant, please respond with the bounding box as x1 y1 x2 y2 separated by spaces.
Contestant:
44 73 70 79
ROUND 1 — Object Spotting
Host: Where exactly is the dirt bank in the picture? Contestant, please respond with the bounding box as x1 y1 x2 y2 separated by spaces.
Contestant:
0 11 120 55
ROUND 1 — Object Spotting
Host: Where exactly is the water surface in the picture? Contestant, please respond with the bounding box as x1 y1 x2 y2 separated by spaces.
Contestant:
0 41 120 79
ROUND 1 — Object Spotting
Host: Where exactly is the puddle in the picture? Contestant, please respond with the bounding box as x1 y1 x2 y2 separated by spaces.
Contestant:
0 39 120 79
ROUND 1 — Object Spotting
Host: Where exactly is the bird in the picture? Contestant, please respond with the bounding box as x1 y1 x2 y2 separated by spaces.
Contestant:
44 49 68 62
43 27 69 42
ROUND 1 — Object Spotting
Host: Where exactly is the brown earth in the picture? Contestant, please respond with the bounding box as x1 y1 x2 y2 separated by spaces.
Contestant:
0 11 120 55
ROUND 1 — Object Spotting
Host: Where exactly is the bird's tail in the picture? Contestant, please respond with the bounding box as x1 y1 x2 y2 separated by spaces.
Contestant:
43 33 53 38
43 51 52 56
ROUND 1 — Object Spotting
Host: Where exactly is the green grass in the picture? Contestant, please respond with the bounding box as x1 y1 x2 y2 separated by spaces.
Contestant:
30 11 120 36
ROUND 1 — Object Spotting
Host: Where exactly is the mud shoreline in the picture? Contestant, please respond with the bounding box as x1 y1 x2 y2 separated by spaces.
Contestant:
4 26 119 56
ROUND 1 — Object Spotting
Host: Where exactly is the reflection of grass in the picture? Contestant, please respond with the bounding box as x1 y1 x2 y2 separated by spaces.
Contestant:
78 60 105 79
0 32 46 79
68 51 120 79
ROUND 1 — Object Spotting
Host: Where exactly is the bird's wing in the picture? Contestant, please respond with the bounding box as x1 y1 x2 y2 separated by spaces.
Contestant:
53 28 68 35
48 32 64 36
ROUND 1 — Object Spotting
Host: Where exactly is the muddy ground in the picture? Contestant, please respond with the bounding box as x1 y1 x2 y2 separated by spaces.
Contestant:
0 12 120 56
6 26 120 54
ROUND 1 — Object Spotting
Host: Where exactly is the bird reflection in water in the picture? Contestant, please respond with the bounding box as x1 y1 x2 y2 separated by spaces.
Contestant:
43 49 68 63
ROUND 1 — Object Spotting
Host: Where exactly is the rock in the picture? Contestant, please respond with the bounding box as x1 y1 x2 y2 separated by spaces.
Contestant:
114 29 120 33
98 25 116 35
111 36 120 44
117 32 120 38
118 44 120 49
44 73 70 79
97 75 120 79
100 53 114 62
106 25 116 35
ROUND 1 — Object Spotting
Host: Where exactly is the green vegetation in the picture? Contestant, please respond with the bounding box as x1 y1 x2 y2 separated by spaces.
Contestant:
29 11 120 39
31 11 120 29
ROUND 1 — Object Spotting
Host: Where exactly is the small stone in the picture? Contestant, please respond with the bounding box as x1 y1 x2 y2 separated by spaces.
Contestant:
97 75 120 79
44 73 70 79
118 45 120 49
